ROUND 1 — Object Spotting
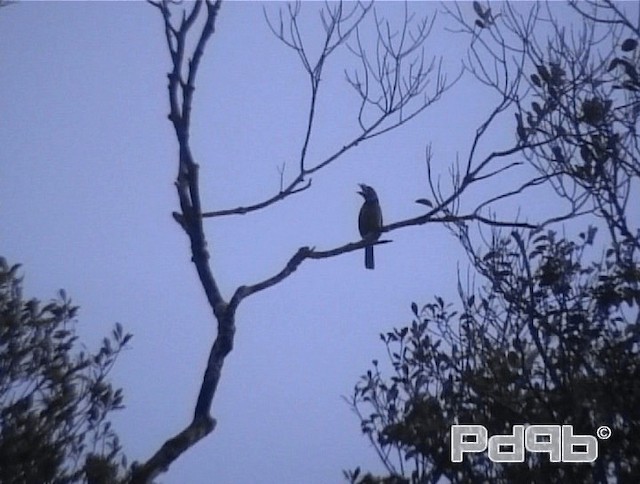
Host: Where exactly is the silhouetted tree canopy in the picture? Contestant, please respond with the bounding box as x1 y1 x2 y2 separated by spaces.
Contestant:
348 226 640 483
0 257 131 484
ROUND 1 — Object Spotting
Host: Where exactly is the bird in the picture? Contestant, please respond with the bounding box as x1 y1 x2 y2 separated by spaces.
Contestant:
357 184 383 270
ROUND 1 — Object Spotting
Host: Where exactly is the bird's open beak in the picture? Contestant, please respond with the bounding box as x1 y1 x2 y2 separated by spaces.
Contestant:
357 183 366 196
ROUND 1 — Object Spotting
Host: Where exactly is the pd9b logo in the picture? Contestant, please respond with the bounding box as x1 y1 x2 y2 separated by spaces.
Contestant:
450 425 600 463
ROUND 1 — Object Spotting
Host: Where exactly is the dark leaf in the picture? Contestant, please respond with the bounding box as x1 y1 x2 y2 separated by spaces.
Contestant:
473 1 484 18
483 250 497 261
530 73 541 87
551 146 564 163
411 302 419 316
621 38 638 51
608 58 624 72
415 198 433 207
531 101 542 115
536 64 551 83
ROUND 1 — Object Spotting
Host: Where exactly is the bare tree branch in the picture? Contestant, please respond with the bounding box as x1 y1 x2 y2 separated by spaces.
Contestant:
132 1 224 481
205 1 457 219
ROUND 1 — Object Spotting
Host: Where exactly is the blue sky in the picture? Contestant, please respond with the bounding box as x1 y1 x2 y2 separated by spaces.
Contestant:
1 1 621 483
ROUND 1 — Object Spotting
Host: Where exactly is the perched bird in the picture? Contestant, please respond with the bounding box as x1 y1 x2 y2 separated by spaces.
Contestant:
358 184 383 270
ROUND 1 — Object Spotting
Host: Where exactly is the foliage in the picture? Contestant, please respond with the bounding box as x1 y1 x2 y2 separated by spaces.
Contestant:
0 257 131 484
348 227 640 483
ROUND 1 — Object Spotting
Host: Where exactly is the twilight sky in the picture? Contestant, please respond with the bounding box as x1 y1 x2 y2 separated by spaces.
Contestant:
2 1 628 483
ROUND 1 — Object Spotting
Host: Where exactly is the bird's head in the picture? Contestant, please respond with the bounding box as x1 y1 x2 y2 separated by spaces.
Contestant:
358 183 378 202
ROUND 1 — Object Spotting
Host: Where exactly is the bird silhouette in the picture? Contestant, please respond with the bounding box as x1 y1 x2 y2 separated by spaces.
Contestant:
358 184 383 270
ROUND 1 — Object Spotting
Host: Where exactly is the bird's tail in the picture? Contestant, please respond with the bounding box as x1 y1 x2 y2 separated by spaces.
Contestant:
365 246 374 270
